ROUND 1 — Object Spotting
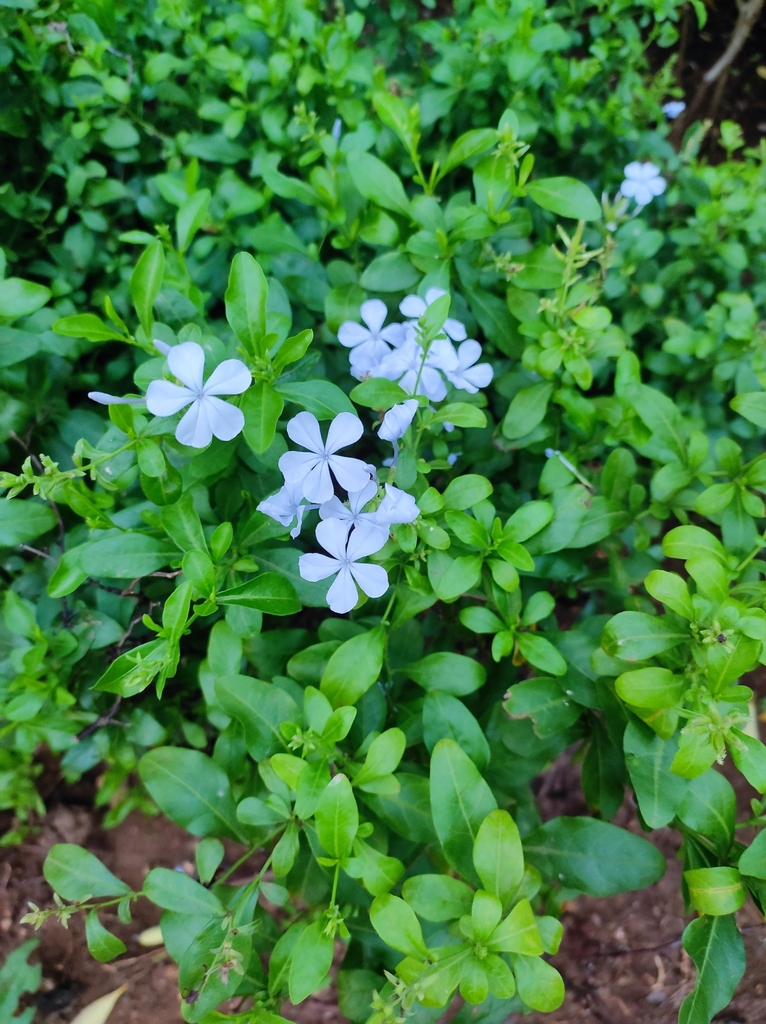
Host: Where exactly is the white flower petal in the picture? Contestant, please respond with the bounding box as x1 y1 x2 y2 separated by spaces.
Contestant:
204 395 245 441
380 323 407 347
326 411 364 453
145 380 196 416
457 339 483 368
347 522 389 559
400 294 426 318
619 179 641 200
176 400 214 448
88 392 144 405
326 566 359 614
299 552 341 582
204 358 251 396
361 298 388 335
376 484 419 525
319 495 353 522
279 450 322 483
329 454 373 494
379 399 419 442
302 462 335 504
349 338 392 374
647 176 667 197
338 321 371 348
424 287 447 305
167 341 205 391
350 560 389 599
153 339 171 355
316 517 352 561
287 411 324 453
348 478 378 513
444 317 467 342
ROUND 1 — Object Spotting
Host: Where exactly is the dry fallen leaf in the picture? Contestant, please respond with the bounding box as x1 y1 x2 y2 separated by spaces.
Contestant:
137 925 164 947
70 984 128 1024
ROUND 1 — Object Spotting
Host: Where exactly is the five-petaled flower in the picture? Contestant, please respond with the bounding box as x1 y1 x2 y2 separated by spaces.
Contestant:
619 162 666 208
319 477 388 547
299 518 389 614
145 341 251 448
339 299 405 379
400 287 467 341
278 411 370 504
257 479 316 539
446 340 494 394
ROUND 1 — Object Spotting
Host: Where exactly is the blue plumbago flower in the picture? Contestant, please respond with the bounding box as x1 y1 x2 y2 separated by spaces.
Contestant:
619 162 666 208
278 412 370 504
299 518 389 614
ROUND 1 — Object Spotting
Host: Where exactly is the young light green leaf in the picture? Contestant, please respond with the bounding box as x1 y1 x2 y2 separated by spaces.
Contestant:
321 627 386 708
473 809 524 904
225 251 268 357
684 867 746 916
44 845 131 901
315 773 358 859
370 893 429 958
129 240 165 339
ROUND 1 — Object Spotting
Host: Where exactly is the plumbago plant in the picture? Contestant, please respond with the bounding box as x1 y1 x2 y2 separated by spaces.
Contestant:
5 119 766 1024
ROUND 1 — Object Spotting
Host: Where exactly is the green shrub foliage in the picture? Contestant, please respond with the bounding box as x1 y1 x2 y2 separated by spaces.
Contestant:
2 0 766 1021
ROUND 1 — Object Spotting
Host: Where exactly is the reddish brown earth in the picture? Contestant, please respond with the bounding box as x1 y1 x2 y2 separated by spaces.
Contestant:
3 782 766 1024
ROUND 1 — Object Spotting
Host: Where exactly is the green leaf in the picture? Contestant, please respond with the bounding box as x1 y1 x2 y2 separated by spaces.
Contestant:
427 551 483 601
62 533 178 582
316 774 358 859
487 899 542 954
370 894 429 958
138 747 245 841
143 867 224 915
423 690 490 770
242 381 284 453
353 728 406 788
320 627 386 708
525 176 601 221
225 251 268 357
731 391 766 428
288 919 334 1004
350 378 409 410
503 501 554 542
216 573 301 615
678 770 736 856
645 570 695 619
276 380 355 419
473 809 524 904
363 773 438 844
195 837 225 885
130 241 165 339
160 491 207 554
402 874 474 922
501 382 554 440
85 911 127 963
176 189 211 253
515 633 567 676
729 730 766 792
616 667 686 708
0 277 51 320
347 151 411 217
679 914 745 1024
602 611 689 661
524 817 666 896
504 677 580 737
360 251 420 292
662 525 727 565
430 403 487 428
442 474 493 510
0 501 56 548
44 844 130 901
510 955 565 1013
623 383 687 462
215 675 298 760
53 313 125 342
684 867 746 916
439 128 497 179
430 738 497 885
738 829 766 879
404 652 486 695
624 720 687 828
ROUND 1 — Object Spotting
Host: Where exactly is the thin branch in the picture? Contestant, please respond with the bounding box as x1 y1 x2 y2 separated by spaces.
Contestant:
75 697 126 741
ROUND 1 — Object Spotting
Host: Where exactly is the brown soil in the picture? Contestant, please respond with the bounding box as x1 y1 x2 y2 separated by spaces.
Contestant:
2 779 766 1023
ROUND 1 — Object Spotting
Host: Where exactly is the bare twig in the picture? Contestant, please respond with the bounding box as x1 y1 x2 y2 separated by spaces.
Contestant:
18 544 53 560
76 697 126 741
671 0 766 146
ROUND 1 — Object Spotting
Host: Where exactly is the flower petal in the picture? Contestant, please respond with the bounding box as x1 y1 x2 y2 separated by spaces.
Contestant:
88 392 144 405
299 552 341 582
204 395 245 441
319 496 353 522
287 411 324 453
444 317 467 342
326 566 359 614
348 477 378 513
325 411 364 453
302 461 335 504
168 341 205 391
349 338 392 374
204 358 252 396
316 517 352 560
338 321 371 348
400 294 426 318
279 450 322 483
350 560 389 599
145 380 196 416
424 287 447 305
619 179 641 200
457 339 483 369
647 176 667 197
347 521 389 559
329 454 373 494
361 298 388 336
176 400 214 448
380 323 407 347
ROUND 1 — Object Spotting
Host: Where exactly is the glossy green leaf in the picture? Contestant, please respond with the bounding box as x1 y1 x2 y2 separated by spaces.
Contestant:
370 894 429 958
85 911 127 963
678 914 745 1024
225 251 268 357
624 720 687 827
315 773 358 859
129 241 164 339
684 867 746 916
215 675 298 760
216 573 301 615
288 919 334 1004
321 627 386 708
473 809 524 904
602 612 688 661
44 844 131 901
143 867 225 915
404 652 486 695
242 381 284 453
